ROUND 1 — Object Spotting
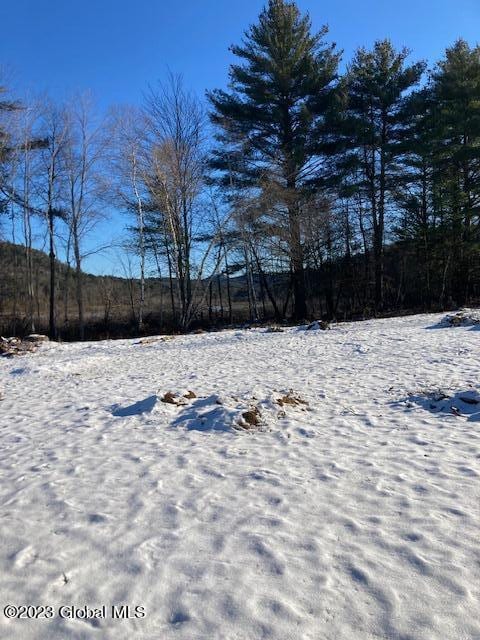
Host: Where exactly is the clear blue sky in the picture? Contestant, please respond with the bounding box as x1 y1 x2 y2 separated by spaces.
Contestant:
4 0 480 105
2 0 480 273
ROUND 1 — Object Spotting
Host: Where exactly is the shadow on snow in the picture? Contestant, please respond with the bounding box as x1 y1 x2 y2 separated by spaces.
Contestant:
402 389 480 422
111 395 158 417
171 395 235 432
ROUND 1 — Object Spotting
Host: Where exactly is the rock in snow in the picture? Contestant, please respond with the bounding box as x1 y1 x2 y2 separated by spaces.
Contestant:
24 334 50 343
306 319 331 331
0 335 48 357
442 308 480 327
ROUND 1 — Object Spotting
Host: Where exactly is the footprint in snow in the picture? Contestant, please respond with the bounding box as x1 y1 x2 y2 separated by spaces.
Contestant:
88 513 107 524
169 609 191 626
12 545 38 568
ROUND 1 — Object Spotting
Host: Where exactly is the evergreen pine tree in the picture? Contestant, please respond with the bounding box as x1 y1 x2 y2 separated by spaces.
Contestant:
208 0 340 320
430 39 480 304
326 40 425 309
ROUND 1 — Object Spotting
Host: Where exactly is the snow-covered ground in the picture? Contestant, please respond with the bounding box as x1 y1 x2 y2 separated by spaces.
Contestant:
0 313 479 640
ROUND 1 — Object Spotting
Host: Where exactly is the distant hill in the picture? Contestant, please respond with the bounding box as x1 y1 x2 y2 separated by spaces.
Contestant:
0 241 263 338
0 240 155 336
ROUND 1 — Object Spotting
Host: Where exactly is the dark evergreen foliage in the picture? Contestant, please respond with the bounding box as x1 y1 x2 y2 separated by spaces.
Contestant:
208 0 340 319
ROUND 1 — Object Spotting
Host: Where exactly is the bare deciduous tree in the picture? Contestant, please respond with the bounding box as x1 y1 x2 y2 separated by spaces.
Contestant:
64 93 106 339
108 105 149 332
38 101 69 339
144 75 206 329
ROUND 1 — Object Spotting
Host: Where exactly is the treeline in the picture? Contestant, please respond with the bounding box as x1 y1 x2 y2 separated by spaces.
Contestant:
1 0 479 339
0 239 271 339
0 240 174 339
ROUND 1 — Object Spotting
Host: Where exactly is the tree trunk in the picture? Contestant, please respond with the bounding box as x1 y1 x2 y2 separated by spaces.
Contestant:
48 208 56 340
72 224 85 340
289 206 307 321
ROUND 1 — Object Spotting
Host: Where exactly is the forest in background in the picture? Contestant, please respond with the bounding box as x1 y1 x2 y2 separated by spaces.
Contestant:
1 0 479 340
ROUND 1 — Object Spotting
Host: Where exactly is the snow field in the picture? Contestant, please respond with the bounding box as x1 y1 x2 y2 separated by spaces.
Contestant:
0 313 479 639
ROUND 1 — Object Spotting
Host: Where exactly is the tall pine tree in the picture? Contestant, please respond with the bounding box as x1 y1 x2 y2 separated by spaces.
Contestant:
430 39 480 304
208 0 339 320
326 41 425 309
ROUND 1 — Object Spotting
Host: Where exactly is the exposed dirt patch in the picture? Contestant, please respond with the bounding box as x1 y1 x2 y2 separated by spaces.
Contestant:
137 336 175 346
240 408 262 429
276 392 309 408
161 392 181 405
161 390 197 406
0 335 49 358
